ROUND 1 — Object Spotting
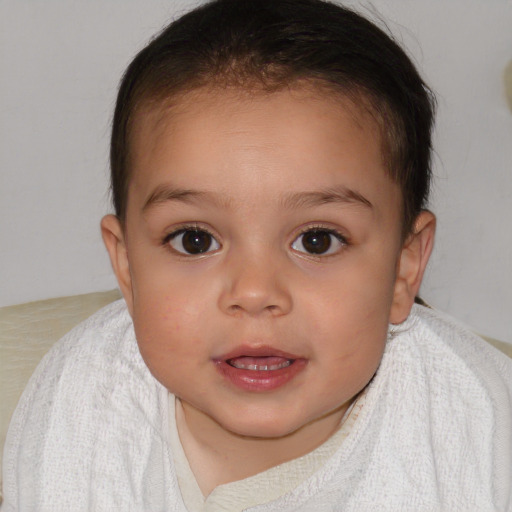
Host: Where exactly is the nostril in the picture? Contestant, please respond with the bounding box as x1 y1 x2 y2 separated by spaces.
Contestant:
225 302 286 317
218 270 293 316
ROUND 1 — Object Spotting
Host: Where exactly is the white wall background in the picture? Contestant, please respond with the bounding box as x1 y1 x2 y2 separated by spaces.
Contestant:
1 0 511 343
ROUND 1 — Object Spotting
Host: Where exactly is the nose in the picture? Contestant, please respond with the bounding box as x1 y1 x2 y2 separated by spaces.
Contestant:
218 253 293 317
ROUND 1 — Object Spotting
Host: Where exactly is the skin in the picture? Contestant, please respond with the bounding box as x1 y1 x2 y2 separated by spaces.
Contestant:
102 85 435 494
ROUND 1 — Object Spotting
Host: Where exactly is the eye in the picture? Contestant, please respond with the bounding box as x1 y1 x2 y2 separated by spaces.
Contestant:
166 228 220 255
291 229 346 256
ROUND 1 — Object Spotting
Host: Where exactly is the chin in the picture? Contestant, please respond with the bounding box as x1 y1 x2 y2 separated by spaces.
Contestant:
214 408 311 440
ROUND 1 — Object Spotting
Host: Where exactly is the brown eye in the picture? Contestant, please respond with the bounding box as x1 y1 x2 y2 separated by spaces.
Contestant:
291 229 345 255
168 229 220 255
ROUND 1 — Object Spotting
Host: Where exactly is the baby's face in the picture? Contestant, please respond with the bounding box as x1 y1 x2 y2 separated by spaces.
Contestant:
117 86 406 438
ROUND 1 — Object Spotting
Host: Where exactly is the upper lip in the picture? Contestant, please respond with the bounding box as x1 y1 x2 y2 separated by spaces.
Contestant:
213 345 302 361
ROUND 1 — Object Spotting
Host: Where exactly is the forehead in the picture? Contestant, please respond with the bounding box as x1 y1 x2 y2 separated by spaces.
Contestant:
127 85 399 218
132 84 382 151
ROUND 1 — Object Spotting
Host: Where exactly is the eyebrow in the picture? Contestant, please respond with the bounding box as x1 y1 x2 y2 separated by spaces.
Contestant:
281 186 373 211
142 186 224 213
142 184 373 213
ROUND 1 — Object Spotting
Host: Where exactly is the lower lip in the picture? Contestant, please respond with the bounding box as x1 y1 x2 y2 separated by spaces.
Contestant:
214 358 307 392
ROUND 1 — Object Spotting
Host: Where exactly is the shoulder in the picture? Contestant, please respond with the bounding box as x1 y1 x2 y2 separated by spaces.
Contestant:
5 299 164 435
398 304 512 390
12 299 144 411
384 304 512 426
2 300 171 510
378 304 512 507
45 298 135 364
3 299 139 451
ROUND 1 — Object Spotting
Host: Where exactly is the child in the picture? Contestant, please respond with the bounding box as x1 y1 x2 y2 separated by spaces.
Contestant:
3 0 511 510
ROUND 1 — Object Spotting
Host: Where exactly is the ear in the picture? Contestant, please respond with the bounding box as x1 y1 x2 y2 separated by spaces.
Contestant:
389 210 436 324
101 214 134 315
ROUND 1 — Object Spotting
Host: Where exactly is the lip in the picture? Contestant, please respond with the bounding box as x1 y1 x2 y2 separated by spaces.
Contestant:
213 345 307 392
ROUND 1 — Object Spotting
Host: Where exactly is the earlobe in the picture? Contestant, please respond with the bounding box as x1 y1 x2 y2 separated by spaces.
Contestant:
390 211 436 324
100 214 134 315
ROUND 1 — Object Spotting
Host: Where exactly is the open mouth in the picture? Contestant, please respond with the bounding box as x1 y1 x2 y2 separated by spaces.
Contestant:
226 356 293 371
214 349 306 391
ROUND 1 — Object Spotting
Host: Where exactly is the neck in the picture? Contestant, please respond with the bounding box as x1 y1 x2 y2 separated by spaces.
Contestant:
175 398 348 496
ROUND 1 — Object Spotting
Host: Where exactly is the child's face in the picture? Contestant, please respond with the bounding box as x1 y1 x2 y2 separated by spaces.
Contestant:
105 86 415 439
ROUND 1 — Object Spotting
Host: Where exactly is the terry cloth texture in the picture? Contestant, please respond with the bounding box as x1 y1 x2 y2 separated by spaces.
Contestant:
2 300 512 511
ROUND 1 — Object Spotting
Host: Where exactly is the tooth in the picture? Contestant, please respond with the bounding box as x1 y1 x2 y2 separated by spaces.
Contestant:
228 358 293 370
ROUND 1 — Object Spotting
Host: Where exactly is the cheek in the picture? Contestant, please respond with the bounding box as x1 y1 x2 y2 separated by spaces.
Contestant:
314 306 387 399
298 256 394 378
130 282 213 380
126 246 224 368
130 253 214 326
300 253 397 327
132 300 205 391
133 294 206 346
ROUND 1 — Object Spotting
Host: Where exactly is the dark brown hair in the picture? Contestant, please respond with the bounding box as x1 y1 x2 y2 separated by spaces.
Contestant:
111 0 435 236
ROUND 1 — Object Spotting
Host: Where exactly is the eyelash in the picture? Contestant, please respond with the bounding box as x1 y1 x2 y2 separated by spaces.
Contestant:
161 224 349 257
291 226 349 257
162 224 221 256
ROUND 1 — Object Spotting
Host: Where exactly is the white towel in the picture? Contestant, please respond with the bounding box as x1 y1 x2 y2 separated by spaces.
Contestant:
2 301 511 511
